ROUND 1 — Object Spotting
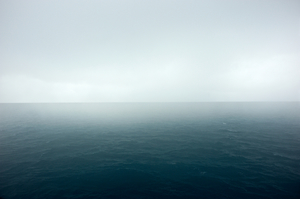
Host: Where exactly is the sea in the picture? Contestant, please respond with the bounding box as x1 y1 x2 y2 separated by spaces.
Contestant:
0 102 299 199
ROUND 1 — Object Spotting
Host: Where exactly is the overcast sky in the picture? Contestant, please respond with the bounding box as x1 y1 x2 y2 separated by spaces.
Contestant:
0 0 299 102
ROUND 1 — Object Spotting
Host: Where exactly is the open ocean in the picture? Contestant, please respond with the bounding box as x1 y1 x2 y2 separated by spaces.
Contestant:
0 102 299 199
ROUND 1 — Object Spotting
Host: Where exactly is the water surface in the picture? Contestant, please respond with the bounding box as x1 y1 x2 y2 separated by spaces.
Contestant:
0 103 299 198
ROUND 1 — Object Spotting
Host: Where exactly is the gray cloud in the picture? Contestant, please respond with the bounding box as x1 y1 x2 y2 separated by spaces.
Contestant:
1 0 299 102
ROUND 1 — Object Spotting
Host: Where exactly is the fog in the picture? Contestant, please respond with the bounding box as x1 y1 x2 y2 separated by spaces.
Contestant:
0 0 299 102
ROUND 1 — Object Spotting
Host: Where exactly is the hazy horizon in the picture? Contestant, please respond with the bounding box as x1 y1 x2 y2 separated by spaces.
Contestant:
1 0 299 103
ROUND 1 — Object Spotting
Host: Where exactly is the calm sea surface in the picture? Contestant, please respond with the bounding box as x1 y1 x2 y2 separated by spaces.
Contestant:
0 103 299 199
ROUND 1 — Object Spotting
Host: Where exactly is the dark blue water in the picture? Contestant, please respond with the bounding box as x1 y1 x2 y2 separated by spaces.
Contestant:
0 103 299 199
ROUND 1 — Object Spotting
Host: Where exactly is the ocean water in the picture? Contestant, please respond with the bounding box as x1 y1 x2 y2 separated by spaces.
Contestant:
0 103 299 199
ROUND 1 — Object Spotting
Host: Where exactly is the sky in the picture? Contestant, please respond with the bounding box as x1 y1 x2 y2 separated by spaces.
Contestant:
0 0 299 102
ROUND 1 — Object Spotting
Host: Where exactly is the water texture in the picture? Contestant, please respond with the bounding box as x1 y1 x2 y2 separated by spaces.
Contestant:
0 103 299 198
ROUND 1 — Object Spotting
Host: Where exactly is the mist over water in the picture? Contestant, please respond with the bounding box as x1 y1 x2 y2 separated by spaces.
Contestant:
0 103 300 198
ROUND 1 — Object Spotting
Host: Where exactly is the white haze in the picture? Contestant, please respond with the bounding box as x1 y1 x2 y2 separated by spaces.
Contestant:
0 0 299 102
